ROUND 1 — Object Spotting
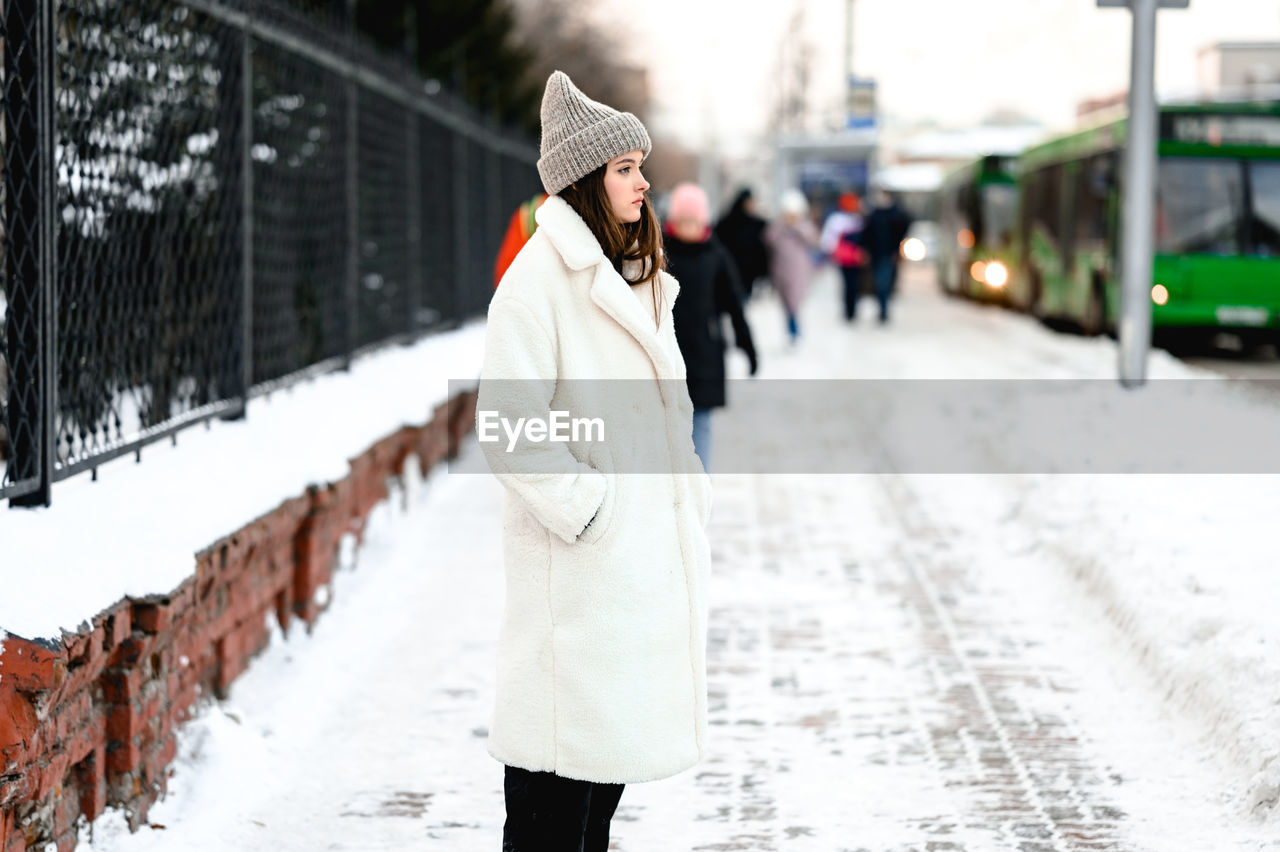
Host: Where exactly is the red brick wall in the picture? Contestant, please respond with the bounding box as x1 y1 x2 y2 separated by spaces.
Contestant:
0 390 478 851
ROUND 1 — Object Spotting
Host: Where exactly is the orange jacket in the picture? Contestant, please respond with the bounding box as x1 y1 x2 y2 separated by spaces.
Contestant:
494 193 549 289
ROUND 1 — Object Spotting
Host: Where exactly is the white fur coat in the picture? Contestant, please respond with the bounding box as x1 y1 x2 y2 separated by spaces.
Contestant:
476 194 712 784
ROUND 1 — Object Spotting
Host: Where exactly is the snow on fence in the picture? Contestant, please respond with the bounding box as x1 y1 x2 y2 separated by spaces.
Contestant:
0 0 537 507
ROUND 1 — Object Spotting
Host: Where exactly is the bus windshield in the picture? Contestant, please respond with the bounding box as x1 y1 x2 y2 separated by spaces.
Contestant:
1249 161 1280 257
980 183 1017 248
1156 158 1244 255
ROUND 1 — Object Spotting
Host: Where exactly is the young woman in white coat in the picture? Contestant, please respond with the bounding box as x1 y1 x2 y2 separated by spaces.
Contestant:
477 70 713 851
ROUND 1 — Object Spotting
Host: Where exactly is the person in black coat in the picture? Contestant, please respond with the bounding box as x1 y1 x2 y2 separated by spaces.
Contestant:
666 183 758 472
713 187 769 300
859 188 913 324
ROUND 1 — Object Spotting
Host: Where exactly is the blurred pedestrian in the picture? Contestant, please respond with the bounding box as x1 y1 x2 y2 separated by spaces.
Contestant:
764 189 819 344
493 192 549 289
665 182 758 471
476 70 712 852
860 187 913 324
820 191 866 322
713 187 768 300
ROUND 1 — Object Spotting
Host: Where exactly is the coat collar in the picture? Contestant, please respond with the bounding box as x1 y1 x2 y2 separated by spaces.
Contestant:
535 196 682 379
535 194 603 271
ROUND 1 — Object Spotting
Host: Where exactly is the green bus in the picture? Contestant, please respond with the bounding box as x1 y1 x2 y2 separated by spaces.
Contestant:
1019 101 1280 345
936 154 1022 306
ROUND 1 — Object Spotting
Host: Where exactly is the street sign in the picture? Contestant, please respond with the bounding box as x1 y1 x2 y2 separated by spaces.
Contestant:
846 77 876 131
1097 1 1189 6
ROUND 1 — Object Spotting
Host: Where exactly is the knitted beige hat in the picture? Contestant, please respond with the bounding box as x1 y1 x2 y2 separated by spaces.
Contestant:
537 70 652 196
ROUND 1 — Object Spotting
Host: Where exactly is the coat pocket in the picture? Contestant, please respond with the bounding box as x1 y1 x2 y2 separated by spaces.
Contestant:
576 447 619 545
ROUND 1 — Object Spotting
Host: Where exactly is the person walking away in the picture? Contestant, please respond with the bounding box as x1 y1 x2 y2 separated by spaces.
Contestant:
820 191 866 322
860 187 912 324
764 189 819 345
476 70 713 852
493 192 549 289
665 182 758 472
713 187 769 300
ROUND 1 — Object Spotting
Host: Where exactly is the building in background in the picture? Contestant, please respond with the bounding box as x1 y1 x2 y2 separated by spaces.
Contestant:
1198 42 1280 100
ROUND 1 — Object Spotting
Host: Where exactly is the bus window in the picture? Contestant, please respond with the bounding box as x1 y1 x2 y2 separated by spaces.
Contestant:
1156 158 1245 255
1077 154 1111 244
1029 164 1063 245
1248 161 1280 257
981 184 1017 248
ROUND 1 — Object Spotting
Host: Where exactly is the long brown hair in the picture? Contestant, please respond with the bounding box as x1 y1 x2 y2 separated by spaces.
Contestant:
560 163 666 297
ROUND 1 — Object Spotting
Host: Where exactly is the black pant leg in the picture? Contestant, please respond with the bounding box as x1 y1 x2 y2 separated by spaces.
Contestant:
583 781 625 852
502 766 591 852
840 265 860 320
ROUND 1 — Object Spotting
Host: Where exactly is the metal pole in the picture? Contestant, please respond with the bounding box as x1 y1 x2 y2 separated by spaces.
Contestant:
345 78 360 362
343 1 359 363
406 113 422 332
845 0 855 86
452 132 470 323
239 31 255 407
1118 0 1158 387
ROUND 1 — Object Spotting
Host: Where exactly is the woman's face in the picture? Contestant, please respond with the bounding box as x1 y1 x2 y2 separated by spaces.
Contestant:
602 149 650 224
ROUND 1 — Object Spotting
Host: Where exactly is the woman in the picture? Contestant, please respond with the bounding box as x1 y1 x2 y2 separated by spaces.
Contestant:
819 191 866 322
764 188 820 344
665 181 757 471
476 70 712 851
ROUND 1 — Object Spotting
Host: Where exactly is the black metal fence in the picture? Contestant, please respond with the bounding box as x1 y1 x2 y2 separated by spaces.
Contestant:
1 0 541 506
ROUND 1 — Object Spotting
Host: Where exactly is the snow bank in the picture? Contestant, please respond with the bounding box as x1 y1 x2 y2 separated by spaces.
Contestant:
0 322 486 642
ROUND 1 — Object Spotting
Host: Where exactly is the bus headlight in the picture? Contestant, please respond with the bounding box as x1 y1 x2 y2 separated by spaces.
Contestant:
901 237 926 261
1151 283 1169 306
985 261 1009 289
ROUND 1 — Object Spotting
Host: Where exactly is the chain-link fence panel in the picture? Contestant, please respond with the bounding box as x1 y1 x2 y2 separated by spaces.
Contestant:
418 110 456 328
4 0 538 504
250 38 349 385
356 88 412 347
54 0 246 479
462 134 493 318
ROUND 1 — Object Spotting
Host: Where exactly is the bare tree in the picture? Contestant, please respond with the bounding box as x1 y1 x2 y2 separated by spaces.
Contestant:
510 0 652 126
769 4 815 135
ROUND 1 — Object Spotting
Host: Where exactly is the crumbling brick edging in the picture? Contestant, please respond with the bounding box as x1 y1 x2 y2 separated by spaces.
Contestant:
0 390 478 852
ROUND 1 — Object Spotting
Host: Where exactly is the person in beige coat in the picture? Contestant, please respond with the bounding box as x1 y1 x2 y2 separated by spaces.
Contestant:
476 70 712 851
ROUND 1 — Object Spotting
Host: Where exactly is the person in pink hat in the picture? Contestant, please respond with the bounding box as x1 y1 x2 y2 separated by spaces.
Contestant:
665 182 757 471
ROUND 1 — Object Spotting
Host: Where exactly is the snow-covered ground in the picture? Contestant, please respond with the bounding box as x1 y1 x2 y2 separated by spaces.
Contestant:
734 266 1280 825
11 264 1280 849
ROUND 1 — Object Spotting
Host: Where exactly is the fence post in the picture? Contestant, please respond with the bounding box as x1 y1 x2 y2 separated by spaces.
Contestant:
241 30 255 405
6 0 57 507
452 131 470 325
486 131 503 305
344 39 359 363
406 112 422 332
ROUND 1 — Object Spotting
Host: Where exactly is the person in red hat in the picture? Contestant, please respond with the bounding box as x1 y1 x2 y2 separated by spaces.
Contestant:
820 191 866 322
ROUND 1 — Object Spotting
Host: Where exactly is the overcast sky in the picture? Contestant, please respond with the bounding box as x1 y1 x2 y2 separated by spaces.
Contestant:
617 0 1280 152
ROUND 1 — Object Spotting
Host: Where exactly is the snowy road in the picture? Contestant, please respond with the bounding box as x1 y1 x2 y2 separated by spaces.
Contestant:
83 267 1280 851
